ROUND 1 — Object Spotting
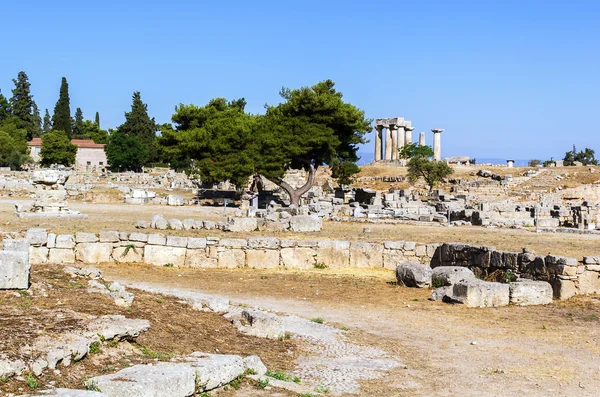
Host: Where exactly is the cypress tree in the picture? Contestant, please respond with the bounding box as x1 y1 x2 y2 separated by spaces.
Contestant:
119 91 156 146
9 71 35 139
95 111 100 128
73 107 84 138
32 102 43 138
52 77 72 138
42 109 52 135
0 90 10 122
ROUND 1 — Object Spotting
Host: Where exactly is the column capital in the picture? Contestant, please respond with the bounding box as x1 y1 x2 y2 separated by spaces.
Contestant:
388 124 399 131
431 128 444 133
405 126 415 132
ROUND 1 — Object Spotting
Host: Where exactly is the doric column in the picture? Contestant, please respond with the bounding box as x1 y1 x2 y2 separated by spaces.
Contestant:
432 129 444 161
405 126 415 145
385 127 393 160
374 126 383 161
390 125 398 160
419 131 426 146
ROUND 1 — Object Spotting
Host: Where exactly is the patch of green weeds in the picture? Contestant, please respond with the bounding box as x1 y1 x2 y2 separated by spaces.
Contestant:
313 262 328 269
89 342 101 354
310 317 324 324
163 263 174 267
25 373 38 389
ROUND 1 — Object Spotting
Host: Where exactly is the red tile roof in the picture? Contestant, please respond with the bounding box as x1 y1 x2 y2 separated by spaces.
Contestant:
28 138 42 147
27 138 105 149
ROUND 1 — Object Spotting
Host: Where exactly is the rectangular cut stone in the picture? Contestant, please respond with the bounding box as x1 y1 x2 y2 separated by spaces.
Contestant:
26 228 48 246
383 249 410 270
2 239 30 252
76 243 113 264
217 248 245 268
280 240 296 248
144 245 186 267
187 238 207 249
55 235 76 249
452 280 510 308
0 250 30 289
112 246 143 263
129 232 148 242
30 246 49 264
350 242 384 268
119 232 129 240
550 278 577 300
509 280 553 306
225 217 258 232
246 249 280 269
99 231 120 243
166 236 188 248
578 271 600 295
48 248 75 264
583 256 600 265
75 232 98 243
147 234 167 246
185 249 217 268
219 239 248 248
281 247 315 269
47 233 57 248
415 245 427 257
384 241 405 250
316 240 350 268
247 237 280 249
403 242 416 251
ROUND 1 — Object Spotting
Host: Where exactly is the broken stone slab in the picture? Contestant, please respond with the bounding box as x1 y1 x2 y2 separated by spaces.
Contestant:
0 357 26 379
88 315 150 341
17 389 109 397
247 374 315 395
289 215 322 232
26 228 48 246
430 286 453 301
432 266 475 287
64 266 103 279
2 238 30 252
168 218 184 230
55 234 76 249
509 280 553 306
236 309 285 339
243 355 267 376
0 248 30 290
395 262 432 288
224 217 258 232
452 280 510 307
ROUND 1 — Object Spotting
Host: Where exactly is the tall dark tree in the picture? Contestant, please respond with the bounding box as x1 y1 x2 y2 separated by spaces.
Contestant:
105 130 149 171
40 130 77 166
42 109 52 135
72 107 84 138
31 102 43 138
10 71 35 139
94 111 100 128
52 77 72 137
119 91 156 146
0 90 10 122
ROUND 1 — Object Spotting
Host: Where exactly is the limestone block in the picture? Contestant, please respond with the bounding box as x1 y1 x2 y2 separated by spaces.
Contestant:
432 266 475 286
247 237 280 250
194 220 204 229
47 233 57 248
225 217 258 232
168 219 183 230
55 235 76 249
396 262 432 288
2 239 30 252
246 249 280 269
550 278 577 300
509 280 553 306
48 249 75 264
185 249 217 268
583 256 600 265
238 309 285 339
30 246 49 264
243 356 267 376
350 242 383 268
415 244 427 257
219 238 248 248
431 286 453 301
99 231 119 243
20 389 109 396
316 240 350 268
26 228 48 246
166 236 188 248
452 280 510 307
112 246 143 263
128 232 148 242
260 221 289 232
187 238 207 249
383 249 410 270
182 218 195 230
0 250 30 289
147 233 166 246
75 232 98 243
155 217 168 230
217 248 245 268
167 194 185 206
383 241 404 250
281 247 315 269
578 271 600 295
404 242 416 251
289 215 322 232
76 243 113 264
144 245 186 267
119 232 129 240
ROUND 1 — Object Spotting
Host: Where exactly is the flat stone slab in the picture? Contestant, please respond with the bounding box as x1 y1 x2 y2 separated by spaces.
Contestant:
509 280 553 306
17 389 109 396
432 266 475 287
452 280 510 308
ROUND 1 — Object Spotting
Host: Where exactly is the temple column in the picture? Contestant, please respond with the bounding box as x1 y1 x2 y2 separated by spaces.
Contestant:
419 131 426 146
390 125 398 160
375 126 383 161
432 128 444 161
385 127 393 160
405 126 415 145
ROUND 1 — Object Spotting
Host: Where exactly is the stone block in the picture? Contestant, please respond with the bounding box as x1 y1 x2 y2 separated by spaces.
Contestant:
350 242 383 268
219 238 248 248
99 231 120 243
112 246 143 263
75 232 98 243
396 262 432 288
509 280 553 305
281 247 315 268
383 249 411 270
48 248 75 264
432 266 475 286
217 248 245 268
246 249 280 269
452 280 510 307
225 217 258 232
2 239 30 252
404 242 416 251
185 249 217 268
415 245 427 257
182 218 195 230
144 245 186 267
578 271 600 295
166 236 188 248
0 250 30 289
26 228 48 246
583 256 600 265
187 238 207 249
76 243 113 264
289 215 322 232
55 234 76 249
30 246 49 264
147 233 166 246
47 233 57 248
168 219 183 230
238 309 285 339
550 278 577 300
316 240 350 268
129 232 148 242
383 241 404 250
194 220 204 229
247 237 280 250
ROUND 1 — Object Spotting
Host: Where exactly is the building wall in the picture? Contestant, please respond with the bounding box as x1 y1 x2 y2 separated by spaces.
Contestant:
75 148 107 169
29 147 41 162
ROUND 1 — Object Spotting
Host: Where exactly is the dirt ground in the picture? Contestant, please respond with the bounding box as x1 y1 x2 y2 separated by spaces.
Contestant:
0 264 297 394
98 262 600 397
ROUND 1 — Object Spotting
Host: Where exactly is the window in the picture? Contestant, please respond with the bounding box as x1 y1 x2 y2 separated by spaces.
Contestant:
99 162 104 166
87 161 91 165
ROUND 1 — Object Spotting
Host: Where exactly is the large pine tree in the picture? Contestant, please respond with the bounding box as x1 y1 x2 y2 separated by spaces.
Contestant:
42 109 52 135
9 71 35 139
32 102 43 138
0 90 10 122
119 91 156 146
52 77 72 137
72 107 84 138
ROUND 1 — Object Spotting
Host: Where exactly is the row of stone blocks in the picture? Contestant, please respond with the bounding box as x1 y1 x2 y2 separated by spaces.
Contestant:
22 228 437 270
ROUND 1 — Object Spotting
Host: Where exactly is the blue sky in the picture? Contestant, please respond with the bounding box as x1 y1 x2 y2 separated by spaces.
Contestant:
1 0 598 162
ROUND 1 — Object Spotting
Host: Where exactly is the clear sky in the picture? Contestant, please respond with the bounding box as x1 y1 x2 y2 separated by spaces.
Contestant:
1 0 598 162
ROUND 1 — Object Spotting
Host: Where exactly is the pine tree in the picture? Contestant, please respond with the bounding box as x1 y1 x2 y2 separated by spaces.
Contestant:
0 90 10 122
9 71 35 139
95 111 100 128
42 109 52 135
52 77 72 137
72 107 84 138
32 102 43 138
119 91 156 146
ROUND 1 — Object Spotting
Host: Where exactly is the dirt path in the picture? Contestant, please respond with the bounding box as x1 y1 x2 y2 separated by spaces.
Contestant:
97 264 600 396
